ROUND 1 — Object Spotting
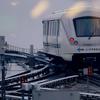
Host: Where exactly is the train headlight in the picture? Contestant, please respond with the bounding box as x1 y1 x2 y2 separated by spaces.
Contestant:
69 37 75 43
74 41 78 45
69 37 78 45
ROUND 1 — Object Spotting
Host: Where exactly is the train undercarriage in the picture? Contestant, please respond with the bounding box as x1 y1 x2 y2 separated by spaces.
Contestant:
72 53 100 74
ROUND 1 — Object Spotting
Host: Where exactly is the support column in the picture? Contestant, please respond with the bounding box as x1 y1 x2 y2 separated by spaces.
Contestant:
1 55 6 100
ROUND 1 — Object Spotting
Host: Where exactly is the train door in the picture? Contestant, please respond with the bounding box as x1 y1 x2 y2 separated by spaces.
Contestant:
43 20 60 55
48 20 60 55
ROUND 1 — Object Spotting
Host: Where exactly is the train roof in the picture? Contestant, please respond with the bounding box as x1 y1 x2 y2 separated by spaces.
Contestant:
42 12 65 21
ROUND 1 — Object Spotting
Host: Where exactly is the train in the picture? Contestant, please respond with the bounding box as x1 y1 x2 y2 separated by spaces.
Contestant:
42 0 100 72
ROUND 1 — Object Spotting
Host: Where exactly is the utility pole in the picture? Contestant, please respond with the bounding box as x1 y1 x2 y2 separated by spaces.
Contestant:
0 36 6 99
1 54 6 100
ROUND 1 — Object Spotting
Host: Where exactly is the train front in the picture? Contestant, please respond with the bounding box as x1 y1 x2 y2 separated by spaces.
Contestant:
63 0 100 54
62 0 100 73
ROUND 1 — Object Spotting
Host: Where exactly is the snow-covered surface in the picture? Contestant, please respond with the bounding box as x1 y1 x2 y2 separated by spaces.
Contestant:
0 63 27 80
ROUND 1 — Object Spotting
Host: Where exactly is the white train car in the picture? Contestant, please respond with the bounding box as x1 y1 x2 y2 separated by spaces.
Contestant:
42 0 100 70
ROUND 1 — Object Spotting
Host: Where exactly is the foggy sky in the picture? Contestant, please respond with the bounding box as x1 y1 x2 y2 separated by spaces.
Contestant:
0 0 88 49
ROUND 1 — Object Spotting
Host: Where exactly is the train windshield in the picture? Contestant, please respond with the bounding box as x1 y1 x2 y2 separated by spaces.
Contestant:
74 17 100 37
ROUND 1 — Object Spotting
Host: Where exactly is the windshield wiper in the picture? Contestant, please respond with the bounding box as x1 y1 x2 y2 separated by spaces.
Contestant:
88 32 93 40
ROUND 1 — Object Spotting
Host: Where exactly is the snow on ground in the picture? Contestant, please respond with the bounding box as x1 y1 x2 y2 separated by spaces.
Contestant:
0 63 27 80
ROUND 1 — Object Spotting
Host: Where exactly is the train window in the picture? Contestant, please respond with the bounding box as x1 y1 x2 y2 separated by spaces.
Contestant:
73 17 100 37
55 20 59 36
49 20 59 36
43 21 49 35
48 21 53 36
43 20 59 36
54 20 59 36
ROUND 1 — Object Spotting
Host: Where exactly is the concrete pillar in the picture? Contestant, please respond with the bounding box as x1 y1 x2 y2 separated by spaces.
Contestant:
30 44 34 55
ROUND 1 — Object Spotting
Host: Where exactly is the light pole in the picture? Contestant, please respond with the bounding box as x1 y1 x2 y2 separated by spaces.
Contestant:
1 54 6 100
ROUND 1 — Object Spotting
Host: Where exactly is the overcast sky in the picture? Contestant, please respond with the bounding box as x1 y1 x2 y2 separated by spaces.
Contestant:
0 0 96 49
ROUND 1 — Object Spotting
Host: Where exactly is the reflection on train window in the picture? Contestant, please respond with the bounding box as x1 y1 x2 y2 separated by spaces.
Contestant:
43 20 59 36
73 16 100 37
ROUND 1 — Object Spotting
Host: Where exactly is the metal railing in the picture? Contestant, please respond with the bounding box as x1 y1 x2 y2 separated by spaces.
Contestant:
5 44 30 54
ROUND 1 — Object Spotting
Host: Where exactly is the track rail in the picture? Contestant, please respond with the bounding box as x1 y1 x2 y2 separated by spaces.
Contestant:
39 75 79 89
0 63 62 91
